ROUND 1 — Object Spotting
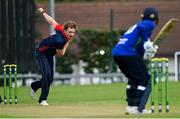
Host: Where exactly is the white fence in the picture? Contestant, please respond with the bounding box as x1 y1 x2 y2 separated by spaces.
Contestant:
0 72 127 86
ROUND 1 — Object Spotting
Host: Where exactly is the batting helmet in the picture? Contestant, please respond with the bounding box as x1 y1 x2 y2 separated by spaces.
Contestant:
141 7 159 21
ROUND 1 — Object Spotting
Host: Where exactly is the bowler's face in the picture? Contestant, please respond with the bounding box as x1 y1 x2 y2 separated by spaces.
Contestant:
65 28 76 40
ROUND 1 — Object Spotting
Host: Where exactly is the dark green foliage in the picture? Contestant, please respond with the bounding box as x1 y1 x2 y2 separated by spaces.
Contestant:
56 56 74 74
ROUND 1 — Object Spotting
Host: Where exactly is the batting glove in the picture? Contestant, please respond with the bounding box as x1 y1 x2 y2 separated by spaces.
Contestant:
143 40 158 60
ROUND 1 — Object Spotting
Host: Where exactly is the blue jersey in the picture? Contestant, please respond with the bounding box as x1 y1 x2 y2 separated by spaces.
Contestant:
38 24 68 56
112 20 155 57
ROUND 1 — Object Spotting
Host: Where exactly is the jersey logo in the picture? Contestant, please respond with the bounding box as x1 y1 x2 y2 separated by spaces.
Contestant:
117 38 128 44
124 24 137 35
50 32 56 35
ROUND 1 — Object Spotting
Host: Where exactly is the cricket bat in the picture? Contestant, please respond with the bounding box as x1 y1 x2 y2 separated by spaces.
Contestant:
153 18 179 46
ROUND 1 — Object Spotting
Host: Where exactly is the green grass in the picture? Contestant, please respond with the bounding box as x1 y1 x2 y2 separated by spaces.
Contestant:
0 82 180 118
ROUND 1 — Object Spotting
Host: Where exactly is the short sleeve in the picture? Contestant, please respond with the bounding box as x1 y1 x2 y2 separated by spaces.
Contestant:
138 23 153 42
55 24 64 31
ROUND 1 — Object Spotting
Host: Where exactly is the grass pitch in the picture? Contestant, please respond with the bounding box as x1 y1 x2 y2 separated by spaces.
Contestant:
0 82 180 118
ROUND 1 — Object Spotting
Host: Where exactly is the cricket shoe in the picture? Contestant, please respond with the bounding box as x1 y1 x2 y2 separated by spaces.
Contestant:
29 82 36 100
39 100 49 106
141 109 152 114
125 106 140 114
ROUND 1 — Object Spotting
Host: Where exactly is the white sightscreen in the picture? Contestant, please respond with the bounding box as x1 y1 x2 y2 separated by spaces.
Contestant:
175 52 180 81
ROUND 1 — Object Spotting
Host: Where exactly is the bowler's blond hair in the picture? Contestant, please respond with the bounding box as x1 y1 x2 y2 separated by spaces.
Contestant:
63 21 78 31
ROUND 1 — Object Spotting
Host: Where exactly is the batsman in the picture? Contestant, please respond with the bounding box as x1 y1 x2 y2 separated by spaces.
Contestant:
112 7 159 114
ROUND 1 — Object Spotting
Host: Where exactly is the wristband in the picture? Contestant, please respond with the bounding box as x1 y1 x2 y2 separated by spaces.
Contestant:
41 11 45 14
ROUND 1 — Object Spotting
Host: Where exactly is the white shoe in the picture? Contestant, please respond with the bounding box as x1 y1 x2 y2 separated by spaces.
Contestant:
29 82 36 100
39 100 49 106
125 106 140 114
142 109 152 114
